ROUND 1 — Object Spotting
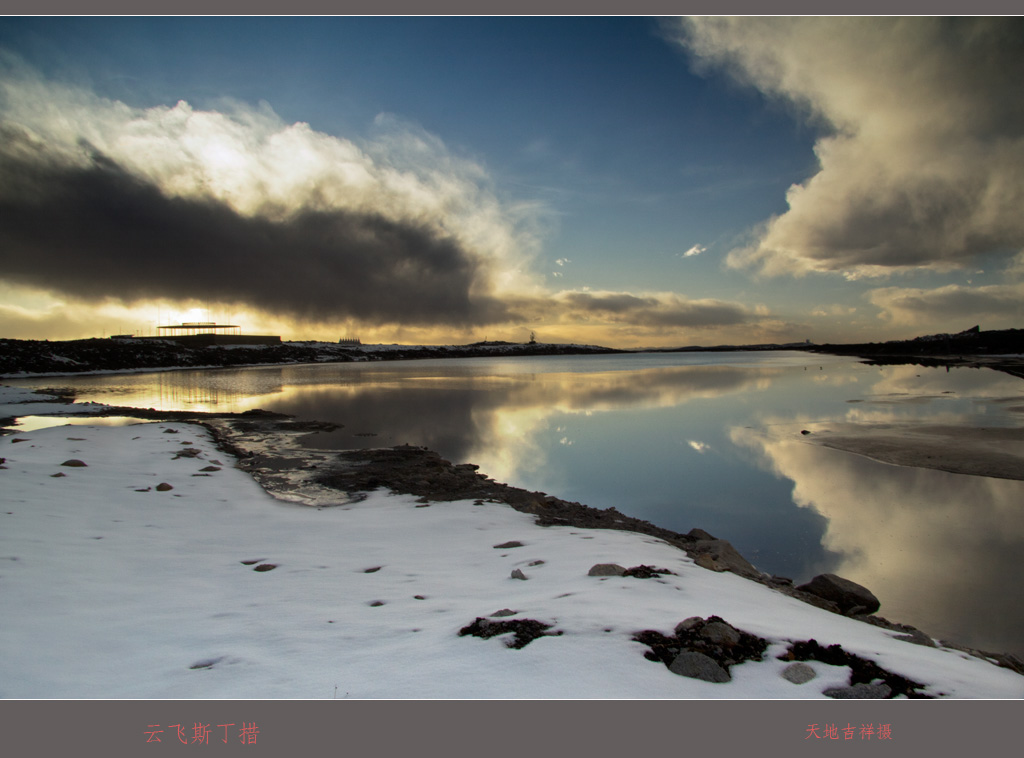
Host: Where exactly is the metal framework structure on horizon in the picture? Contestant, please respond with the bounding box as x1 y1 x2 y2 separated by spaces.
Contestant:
157 322 242 337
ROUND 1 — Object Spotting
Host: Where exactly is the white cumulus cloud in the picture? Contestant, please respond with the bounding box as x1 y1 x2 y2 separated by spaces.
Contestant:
668 18 1024 280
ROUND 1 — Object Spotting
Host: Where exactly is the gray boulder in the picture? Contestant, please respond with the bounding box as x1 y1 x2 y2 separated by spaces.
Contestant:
699 620 741 647
781 662 817 684
795 573 880 615
673 617 704 636
823 682 892 699
668 651 731 683
588 563 627 577
893 629 936 647
687 539 760 578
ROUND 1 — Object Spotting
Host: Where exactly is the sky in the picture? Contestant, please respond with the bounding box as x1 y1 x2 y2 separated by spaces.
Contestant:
0 16 1023 348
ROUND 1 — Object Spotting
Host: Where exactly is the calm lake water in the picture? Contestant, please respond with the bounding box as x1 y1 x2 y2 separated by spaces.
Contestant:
9 350 1024 658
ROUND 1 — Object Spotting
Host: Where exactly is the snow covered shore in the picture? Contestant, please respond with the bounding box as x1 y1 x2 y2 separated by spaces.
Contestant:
1 386 1022 698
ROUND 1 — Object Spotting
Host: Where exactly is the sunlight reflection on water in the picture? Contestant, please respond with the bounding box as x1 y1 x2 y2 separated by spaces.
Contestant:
12 415 151 432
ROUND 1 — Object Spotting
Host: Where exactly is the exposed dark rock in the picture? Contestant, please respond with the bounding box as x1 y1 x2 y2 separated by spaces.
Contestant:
937 644 1024 676
155 483 173 492
853 614 928 636
781 662 817 684
694 554 723 572
634 616 769 681
780 639 932 698
459 617 560 649
796 573 880 615
688 538 761 578
991 653 1024 675
674 617 703 636
493 541 524 549
588 563 627 577
700 620 741 646
253 563 277 572
622 565 675 579
669 651 731 683
510 569 527 580
491 609 518 617
824 683 893 699
60 459 87 467
893 630 937 647
777 587 841 613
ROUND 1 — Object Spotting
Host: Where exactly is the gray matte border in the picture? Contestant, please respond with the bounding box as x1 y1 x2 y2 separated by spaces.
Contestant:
2 700 1024 756
4 1 1023 15
1 4 1021 758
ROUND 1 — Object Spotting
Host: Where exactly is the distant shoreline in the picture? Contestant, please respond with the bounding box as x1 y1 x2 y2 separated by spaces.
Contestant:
0 337 624 379
3 327 1024 379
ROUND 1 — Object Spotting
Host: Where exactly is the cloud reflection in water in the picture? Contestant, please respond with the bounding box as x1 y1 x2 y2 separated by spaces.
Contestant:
732 425 1024 656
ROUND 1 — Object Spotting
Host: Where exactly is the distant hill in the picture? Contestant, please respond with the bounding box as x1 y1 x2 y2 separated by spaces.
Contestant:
804 326 1024 358
0 337 623 378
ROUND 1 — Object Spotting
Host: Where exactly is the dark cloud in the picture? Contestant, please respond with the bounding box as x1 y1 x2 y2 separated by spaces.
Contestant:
563 291 751 328
0 128 509 327
0 64 770 343
562 292 656 314
510 290 754 329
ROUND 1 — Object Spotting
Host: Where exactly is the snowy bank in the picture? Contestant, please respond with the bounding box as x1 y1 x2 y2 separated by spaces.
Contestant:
1 386 1022 698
